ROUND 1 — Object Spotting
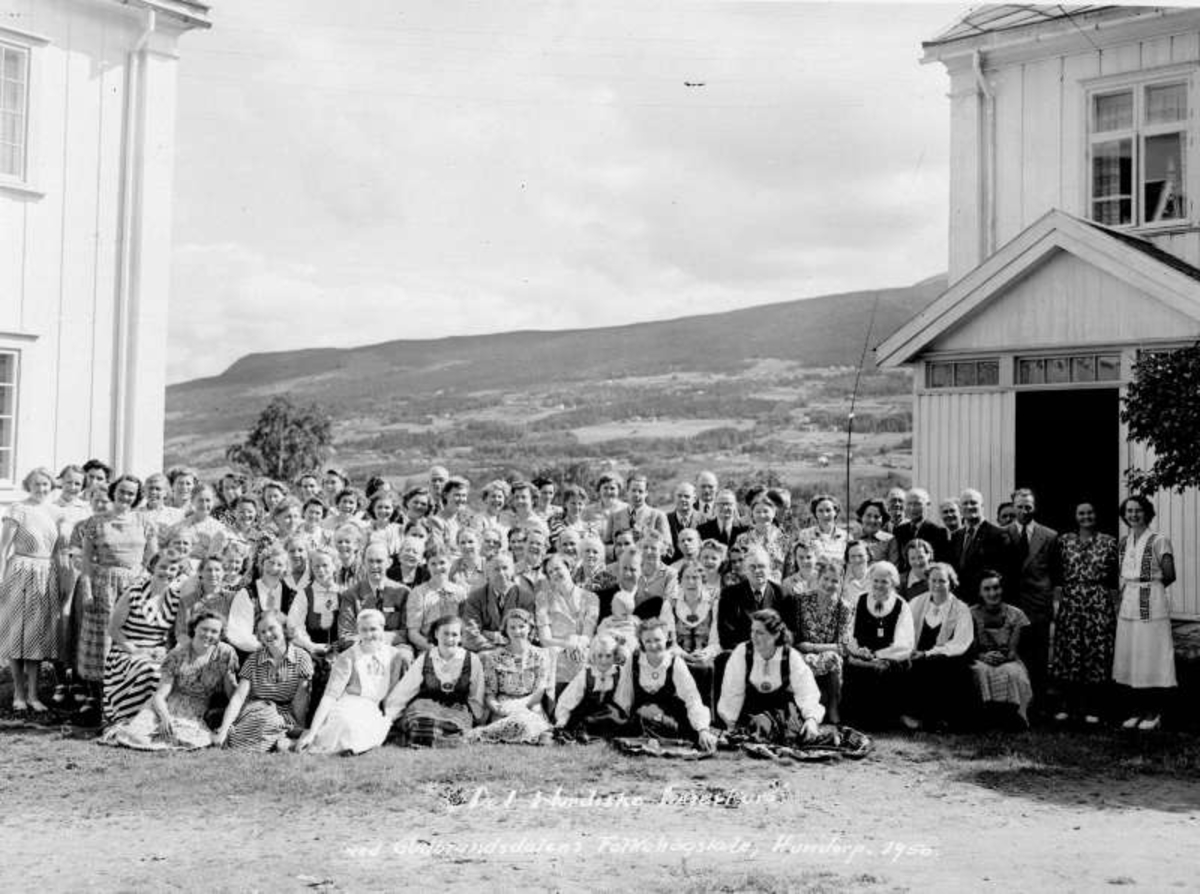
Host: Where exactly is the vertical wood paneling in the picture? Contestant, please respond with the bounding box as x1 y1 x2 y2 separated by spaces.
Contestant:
1021 57 1062 228
1141 36 1173 68
992 64 1025 248
1099 42 1142 76
1170 30 1200 62
915 391 1012 520
947 72 983 280
1060 51 1099 218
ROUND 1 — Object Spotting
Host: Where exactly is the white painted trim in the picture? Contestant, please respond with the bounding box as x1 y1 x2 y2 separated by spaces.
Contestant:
0 25 51 47
877 210 1200 367
0 331 39 343
0 179 44 198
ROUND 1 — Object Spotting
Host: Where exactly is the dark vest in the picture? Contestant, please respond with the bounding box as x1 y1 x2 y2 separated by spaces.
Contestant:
741 645 793 719
250 581 297 631
853 593 903 651
417 651 474 707
304 584 339 648
631 654 679 711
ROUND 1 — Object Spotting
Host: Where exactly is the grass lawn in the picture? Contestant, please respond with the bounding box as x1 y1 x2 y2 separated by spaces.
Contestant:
2 718 1198 893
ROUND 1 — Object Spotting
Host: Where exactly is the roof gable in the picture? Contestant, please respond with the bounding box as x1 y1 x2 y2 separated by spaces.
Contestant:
876 209 1200 366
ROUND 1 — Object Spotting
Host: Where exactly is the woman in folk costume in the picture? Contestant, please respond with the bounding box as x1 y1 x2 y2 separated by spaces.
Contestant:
1113 495 1176 732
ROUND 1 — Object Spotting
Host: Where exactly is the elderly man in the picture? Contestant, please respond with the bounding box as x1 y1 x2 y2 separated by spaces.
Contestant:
884 487 908 533
1005 487 1060 710
717 545 786 650
887 487 950 572
697 489 748 549
695 471 720 521
950 488 1011 606
461 553 526 652
667 482 702 562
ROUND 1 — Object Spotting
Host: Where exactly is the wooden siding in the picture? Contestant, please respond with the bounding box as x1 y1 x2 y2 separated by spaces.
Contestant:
947 24 1200 281
914 389 1015 514
930 250 1200 353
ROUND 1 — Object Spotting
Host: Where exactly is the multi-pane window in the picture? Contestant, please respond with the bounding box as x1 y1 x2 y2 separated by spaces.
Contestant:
1016 353 1120 386
0 351 16 483
0 42 28 179
1090 81 1188 227
925 358 1000 389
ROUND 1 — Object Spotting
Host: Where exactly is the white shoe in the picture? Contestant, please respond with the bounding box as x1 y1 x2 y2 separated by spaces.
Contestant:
1137 715 1161 731
1121 715 1141 730
1053 711 1070 722
1083 715 1101 725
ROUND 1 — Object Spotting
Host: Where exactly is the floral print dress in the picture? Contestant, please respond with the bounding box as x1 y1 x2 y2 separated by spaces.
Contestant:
1051 532 1117 685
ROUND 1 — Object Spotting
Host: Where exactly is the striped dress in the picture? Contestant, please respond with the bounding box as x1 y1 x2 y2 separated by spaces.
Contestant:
225 644 314 752
0 501 63 661
102 582 180 724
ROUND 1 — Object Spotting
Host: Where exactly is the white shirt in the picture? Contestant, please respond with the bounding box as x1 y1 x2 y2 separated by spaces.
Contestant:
849 592 914 661
614 651 710 733
382 648 484 720
717 643 824 728
226 580 306 653
554 664 620 726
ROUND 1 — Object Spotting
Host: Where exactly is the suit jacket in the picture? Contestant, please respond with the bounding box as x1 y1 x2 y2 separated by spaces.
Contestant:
666 510 704 562
337 578 410 650
1005 521 1059 622
716 579 786 651
697 518 749 550
888 518 952 571
609 504 670 544
461 582 527 651
950 519 1011 604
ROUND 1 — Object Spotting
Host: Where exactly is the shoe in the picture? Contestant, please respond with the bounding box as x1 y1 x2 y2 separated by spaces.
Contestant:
1137 715 1161 731
1121 715 1141 730
1053 711 1070 722
28 700 48 713
52 685 67 705
1083 715 1101 726
11 699 28 713
899 714 921 731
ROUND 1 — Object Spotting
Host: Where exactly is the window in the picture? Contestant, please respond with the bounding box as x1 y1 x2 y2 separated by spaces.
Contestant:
0 351 15 483
0 41 28 180
1016 353 1120 387
926 358 999 389
1089 80 1187 228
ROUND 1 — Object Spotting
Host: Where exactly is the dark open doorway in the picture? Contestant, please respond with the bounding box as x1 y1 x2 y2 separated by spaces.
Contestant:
1015 388 1120 535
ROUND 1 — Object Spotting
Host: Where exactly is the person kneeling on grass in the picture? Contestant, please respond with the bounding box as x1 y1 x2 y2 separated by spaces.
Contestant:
717 609 823 744
213 610 313 752
613 618 718 753
297 609 405 755
382 614 485 747
554 634 627 741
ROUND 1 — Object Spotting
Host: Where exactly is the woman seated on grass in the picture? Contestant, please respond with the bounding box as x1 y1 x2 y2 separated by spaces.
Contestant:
717 609 823 744
613 618 718 752
383 615 484 747
785 557 851 725
969 570 1032 729
900 562 976 732
100 610 239 750
297 609 404 755
843 561 914 729
554 634 627 741
214 610 313 752
469 608 553 745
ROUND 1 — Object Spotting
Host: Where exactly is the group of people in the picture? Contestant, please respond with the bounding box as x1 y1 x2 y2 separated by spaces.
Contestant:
0 459 1180 757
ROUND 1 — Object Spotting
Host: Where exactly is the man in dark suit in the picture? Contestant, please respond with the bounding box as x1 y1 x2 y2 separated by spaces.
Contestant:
697 489 748 550
887 487 951 572
716 545 785 650
461 553 528 652
694 470 720 522
951 488 1012 605
1005 487 1060 710
666 482 703 562
594 545 642 624
337 542 411 652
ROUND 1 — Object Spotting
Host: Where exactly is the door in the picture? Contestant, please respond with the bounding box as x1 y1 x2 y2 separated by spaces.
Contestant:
1014 388 1120 535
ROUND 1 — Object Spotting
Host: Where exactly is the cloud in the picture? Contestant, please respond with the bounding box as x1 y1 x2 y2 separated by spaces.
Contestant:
168 1 963 382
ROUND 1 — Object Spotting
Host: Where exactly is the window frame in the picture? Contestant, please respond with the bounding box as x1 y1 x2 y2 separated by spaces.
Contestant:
1084 65 1195 232
1013 351 1123 390
924 357 1001 391
0 347 18 488
0 24 46 198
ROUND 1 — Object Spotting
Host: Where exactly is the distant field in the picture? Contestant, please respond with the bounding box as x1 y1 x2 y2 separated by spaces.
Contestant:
571 418 755 444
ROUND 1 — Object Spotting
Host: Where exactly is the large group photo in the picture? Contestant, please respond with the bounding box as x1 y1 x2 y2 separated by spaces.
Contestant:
5 1 1200 891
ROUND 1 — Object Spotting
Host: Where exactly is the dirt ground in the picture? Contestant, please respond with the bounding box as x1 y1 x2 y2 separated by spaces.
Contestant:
1 724 1197 893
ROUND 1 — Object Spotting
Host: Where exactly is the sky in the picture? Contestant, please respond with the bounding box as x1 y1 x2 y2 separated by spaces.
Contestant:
168 1 968 383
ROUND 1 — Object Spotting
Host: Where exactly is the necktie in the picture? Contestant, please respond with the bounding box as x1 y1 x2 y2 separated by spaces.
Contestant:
375 587 383 606
1019 525 1030 558
962 524 976 558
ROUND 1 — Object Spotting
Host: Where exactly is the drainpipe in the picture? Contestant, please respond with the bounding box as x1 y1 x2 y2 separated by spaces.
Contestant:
113 7 155 471
972 49 995 263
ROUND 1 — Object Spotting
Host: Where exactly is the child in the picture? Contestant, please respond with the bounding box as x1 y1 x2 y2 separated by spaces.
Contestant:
554 634 627 742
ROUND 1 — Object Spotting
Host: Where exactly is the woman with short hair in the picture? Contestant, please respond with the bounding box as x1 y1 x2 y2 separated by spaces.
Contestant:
735 490 788 582
855 499 894 563
843 561 914 728
226 544 300 656
0 467 64 711
297 609 404 755
899 538 935 600
970 570 1032 728
901 562 976 731
478 479 511 537
470 608 554 744
785 556 851 725
383 614 485 746
214 609 313 751
554 633 626 740
1114 495 1176 731
613 618 718 752
717 608 824 743
99 610 239 750
536 555 599 694
795 494 850 566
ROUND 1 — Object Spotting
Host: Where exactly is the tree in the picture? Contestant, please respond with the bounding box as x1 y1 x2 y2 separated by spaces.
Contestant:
225 397 334 482
1121 345 1200 494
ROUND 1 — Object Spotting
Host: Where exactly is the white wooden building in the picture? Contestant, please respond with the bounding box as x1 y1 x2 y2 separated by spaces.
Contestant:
0 0 209 503
878 5 1200 618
